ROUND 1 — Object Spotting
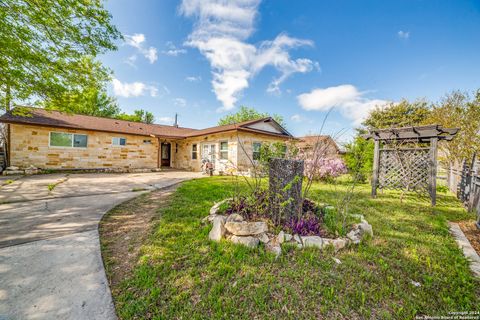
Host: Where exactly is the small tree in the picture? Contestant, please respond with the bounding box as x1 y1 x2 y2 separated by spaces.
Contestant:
344 136 374 183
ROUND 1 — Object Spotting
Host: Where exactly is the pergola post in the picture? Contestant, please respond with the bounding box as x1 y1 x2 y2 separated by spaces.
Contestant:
371 139 380 198
429 137 438 206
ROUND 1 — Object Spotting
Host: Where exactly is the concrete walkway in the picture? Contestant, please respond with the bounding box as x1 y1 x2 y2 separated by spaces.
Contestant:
0 171 202 320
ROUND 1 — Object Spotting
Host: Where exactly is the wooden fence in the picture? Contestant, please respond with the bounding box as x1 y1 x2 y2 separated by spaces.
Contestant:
445 154 480 227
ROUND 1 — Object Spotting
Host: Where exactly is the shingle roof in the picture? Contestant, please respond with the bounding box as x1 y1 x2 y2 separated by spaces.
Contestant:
0 107 197 138
0 107 293 139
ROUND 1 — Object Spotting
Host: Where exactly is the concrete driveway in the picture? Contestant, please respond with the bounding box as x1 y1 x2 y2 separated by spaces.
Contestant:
0 171 202 320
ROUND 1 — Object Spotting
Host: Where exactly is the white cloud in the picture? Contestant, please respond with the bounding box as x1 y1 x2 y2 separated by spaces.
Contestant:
397 30 410 39
124 33 158 63
124 55 137 68
157 116 175 125
291 114 302 122
180 0 317 110
173 98 187 107
162 42 187 56
297 84 390 125
112 78 158 98
185 75 202 82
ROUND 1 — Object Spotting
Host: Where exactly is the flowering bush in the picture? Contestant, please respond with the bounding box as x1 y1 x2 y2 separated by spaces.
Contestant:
304 157 347 181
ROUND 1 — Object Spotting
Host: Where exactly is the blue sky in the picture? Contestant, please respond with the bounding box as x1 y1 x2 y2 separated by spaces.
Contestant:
101 0 480 143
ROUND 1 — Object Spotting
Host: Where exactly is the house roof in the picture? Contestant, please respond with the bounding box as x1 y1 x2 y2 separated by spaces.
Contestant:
0 107 293 139
297 135 341 153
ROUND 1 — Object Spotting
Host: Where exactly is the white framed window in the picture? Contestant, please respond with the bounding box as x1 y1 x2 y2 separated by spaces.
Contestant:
219 141 228 160
112 137 126 146
192 144 198 160
252 142 262 160
49 132 88 148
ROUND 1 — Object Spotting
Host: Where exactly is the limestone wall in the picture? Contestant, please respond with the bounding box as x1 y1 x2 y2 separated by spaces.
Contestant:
9 124 159 169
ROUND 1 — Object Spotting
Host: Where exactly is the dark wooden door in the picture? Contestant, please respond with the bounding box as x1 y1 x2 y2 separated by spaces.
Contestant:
161 143 171 167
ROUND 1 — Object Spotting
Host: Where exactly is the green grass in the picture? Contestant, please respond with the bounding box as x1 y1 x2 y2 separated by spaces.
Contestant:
108 177 479 319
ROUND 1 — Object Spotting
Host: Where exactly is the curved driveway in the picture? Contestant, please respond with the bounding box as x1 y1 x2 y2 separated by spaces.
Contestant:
0 171 202 320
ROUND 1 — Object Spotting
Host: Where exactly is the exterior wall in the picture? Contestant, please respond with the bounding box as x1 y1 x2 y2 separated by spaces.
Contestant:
235 132 291 171
171 131 290 173
171 132 239 173
9 124 159 169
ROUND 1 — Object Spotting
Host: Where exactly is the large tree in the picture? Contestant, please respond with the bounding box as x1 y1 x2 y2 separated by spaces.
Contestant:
218 106 286 127
0 0 121 111
425 90 480 164
362 99 431 130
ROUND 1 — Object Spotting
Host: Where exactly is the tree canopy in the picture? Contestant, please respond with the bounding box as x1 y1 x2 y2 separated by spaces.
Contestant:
425 90 480 164
218 106 286 127
362 99 431 130
0 0 121 111
117 109 155 124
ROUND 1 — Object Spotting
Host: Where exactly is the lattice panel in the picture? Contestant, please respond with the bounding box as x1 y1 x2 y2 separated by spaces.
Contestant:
379 149 431 194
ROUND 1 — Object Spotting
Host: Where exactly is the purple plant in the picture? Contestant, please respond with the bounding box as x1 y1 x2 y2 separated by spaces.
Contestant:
284 214 324 236
304 157 347 181
224 189 269 221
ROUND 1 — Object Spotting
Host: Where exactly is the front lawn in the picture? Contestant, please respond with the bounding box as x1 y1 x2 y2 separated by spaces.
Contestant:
101 177 479 319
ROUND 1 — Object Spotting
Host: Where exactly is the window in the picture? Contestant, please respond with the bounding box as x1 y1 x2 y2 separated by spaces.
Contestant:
192 144 198 160
220 141 228 160
112 137 126 146
50 132 87 148
253 142 262 160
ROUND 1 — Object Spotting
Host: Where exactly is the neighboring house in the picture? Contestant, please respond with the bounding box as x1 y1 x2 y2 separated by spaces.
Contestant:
296 135 342 158
0 107 293 173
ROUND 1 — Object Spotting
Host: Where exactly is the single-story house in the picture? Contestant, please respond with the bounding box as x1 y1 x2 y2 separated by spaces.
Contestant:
0 107 295 173
296 135 343 158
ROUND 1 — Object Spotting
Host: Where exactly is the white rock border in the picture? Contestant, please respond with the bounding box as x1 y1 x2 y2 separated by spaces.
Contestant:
205 199 373 258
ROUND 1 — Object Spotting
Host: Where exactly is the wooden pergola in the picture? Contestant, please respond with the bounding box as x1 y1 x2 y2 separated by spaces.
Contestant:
364 125 459 206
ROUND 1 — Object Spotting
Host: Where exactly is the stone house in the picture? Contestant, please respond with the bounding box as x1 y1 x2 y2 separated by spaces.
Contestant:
0 107 294 173
296 135 342 158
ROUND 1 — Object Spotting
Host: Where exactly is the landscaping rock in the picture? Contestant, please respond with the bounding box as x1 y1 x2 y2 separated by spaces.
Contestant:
208 216 226 241
225 221 268 236
284 233 293 242
302 236 324 249
293 234 302 244
231 235 259 248
210 198 231 215
332 257 342 264
358 221 373 237
265 242 281 258
6 166 19 171
24 166 39 175
3 170 24 176
347 230 361 244
277 231 285 244
257 232 270 243
226 213 243 223
332 238 347 251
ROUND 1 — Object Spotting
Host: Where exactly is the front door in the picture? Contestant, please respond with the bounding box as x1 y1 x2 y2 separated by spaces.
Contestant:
161 143 171 167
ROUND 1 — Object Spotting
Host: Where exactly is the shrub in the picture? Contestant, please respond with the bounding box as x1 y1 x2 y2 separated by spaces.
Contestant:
304 157 347 182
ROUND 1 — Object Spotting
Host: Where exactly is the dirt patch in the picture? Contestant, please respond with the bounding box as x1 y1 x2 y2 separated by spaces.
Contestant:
99 184 178 290
458 220 480 255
